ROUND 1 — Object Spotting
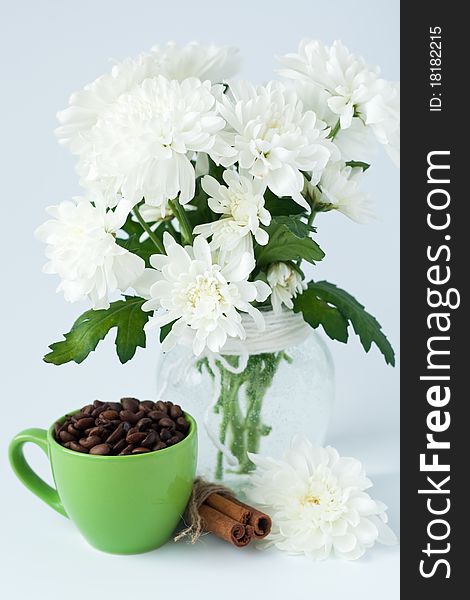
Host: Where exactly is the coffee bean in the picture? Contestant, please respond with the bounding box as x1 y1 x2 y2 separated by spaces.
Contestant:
132 447 151 454
121 397 140 412
89 444 111 456
141 430 157 448
160 428 172 442
155 401 168 414
59 430 76 443
176 417 189 432
67 424 80 436
92 405 106 418
148 410 167 422
71 412 87 422
166 435 181 446
126 432 147 445
159 417 175 430
153 441 167 451
79 435 102 449
55 397 189 455
112 438 127 454
69 441 89 453
87 426 104 437
100 410 119 421
136 417 153 431
172 430 185 442
106 423 125 445
170 405 183 419
75 417 95 430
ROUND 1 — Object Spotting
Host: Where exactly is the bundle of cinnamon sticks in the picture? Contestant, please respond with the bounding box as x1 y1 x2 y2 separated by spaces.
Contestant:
199 493 272 547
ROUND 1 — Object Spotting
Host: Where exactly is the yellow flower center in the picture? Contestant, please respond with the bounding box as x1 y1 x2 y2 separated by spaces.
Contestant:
303 494 321 506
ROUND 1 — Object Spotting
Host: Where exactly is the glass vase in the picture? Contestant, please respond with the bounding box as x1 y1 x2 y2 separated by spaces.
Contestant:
156 310 334 484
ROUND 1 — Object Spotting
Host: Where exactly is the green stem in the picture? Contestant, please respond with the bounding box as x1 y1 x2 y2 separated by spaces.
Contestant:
215 369 232 480
132 205 165 253
168 198 193 245
240 353 283 472
328 118 341 140
210 352 289 478
307 209 317 226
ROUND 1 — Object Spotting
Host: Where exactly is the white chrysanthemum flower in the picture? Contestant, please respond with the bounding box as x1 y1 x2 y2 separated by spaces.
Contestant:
319 163 374 223
213 81 332 210
134 233 271 356
149 41 240 83
77 76 229 212
35 199 145 309
246 436 398 561
56 42 239 154
193 170 271 262
362 81 400 167
267 262 306 313
290 80 376 164
279 40 400 161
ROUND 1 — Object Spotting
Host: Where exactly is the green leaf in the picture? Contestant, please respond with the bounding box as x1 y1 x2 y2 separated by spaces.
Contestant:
44 296 151 365
117 221 178 266
116 233 156 267
273 215 316 237
187 177 215 229
345 160 370 171
207 156 226 182
160 320 176 343
293 289 349 342
294 281 395 366
120 213 142 237
256 216 324 267
264 189 306 216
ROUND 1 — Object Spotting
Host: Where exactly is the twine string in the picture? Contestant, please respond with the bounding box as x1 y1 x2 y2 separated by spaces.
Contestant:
174 477 235 543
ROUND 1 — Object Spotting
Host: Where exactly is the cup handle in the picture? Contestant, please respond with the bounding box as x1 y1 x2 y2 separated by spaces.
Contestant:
8 428 68 517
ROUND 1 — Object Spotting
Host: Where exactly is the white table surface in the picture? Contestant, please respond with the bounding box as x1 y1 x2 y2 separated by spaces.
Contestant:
1 333 399 600
0 1 399 598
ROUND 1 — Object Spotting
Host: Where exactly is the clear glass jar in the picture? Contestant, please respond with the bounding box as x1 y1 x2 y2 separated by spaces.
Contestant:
156 310 334 484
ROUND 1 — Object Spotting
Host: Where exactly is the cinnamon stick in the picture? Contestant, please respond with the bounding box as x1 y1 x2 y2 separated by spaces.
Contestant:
229 498 272 539
204 493 251 524
199 504 254 547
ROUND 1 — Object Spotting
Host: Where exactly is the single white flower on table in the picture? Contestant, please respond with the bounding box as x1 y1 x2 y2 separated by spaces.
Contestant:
319 162 374 223
279 40 400 161
134 233 271 356
267 262 307 313
35 199 144 309
75 76 231 213
56 41 239 155
246 436 398 560
213 80 332 211
193 170 271 262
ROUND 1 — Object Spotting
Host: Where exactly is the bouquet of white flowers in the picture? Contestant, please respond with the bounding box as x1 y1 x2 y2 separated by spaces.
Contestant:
37 40 398 366
37 41 398 477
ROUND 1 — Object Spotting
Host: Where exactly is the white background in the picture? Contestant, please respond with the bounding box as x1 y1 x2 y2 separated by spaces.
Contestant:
0 1 399 598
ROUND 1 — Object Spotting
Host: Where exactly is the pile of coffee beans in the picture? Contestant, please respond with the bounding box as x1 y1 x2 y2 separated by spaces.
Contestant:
54 398 190 455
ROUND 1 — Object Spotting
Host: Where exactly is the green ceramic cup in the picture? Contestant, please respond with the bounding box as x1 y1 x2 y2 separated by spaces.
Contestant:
8 412 197 554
